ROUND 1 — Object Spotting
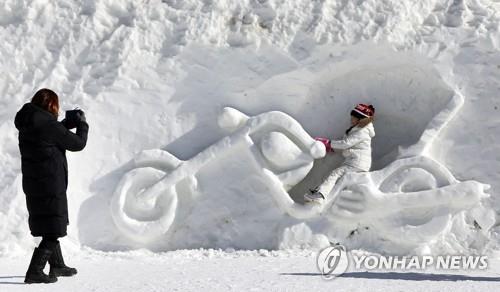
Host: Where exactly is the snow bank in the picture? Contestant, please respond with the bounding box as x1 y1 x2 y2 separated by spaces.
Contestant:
1 0 499 256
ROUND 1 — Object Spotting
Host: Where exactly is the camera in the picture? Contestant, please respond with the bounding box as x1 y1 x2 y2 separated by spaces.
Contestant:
64 108 84 129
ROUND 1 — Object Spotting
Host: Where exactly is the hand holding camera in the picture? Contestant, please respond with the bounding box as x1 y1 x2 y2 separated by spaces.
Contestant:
62 108 86 129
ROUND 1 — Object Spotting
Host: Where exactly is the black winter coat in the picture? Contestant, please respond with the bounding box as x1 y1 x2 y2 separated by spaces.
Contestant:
14 103 89 237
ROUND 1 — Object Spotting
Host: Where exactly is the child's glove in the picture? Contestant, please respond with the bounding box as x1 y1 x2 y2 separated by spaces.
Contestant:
315 137 333 153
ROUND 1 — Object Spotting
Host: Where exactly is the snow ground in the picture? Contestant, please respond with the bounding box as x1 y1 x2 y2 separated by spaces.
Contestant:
1 249 500 292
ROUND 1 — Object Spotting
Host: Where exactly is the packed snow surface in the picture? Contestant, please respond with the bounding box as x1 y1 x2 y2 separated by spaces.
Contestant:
3 249 500 291
1 0 500 259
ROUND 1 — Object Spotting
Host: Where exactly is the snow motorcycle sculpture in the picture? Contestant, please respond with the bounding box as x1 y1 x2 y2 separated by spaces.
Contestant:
111 91 493 250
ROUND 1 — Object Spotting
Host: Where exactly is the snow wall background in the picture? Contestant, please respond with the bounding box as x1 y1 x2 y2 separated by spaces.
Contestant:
1 0 500 257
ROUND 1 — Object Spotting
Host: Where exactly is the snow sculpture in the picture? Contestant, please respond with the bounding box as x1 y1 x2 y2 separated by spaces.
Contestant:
111 107 325 243
111 91 493 250
325 156 493 249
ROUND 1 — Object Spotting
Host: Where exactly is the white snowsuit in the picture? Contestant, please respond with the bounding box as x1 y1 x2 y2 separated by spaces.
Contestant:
317 122 375 196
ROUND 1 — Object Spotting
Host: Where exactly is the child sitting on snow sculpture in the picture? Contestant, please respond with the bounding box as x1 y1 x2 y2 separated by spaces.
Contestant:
304 103 376 204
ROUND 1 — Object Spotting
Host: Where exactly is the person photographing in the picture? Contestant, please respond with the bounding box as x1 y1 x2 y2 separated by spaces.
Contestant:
14 88 89 284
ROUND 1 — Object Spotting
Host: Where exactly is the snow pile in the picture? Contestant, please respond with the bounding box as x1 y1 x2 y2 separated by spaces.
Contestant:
1 0 499 257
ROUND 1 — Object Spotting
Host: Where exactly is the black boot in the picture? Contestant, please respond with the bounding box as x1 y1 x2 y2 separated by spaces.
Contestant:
49 241 77 277
25 248 58 284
